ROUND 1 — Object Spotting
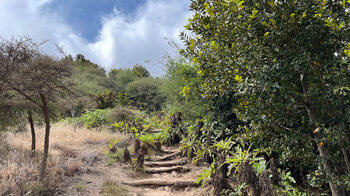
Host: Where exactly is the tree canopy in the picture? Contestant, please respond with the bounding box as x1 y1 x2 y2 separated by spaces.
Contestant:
181 0 350 194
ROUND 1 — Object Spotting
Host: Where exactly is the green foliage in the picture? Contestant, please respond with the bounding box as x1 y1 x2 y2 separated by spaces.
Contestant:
107 107 135 123
126 77 165 112
107 138 120 151
275 169 307 196
193 143 214 164
116 92 130 106
213 137 234 154
225 144 260 175
106 149 124 164
107 68 136 93
228 183 246 196
92 89 117 109
111 121 128 133
182 0 350 193
180 135 200 159
101 181 129 196
26 182 47 196
71 54 108 95
137 132 166 144
138 134 156 144
75 182 85 192
78 109 110 128
161 54 208 121
252 159 267 176
132 64 150 78
195 161 215 188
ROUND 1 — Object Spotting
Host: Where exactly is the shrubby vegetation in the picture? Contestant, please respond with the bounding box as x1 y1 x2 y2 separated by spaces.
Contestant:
1 0 350 195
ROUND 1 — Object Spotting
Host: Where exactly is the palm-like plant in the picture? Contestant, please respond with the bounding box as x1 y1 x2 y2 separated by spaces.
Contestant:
180 135 200 159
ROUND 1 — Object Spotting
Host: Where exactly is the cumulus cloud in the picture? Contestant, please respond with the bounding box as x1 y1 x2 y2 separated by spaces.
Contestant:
86 0 190 75
0 0 84 55
0 0 190 76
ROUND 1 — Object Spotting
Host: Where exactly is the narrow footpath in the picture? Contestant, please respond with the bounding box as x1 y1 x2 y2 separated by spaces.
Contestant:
60 134 208 196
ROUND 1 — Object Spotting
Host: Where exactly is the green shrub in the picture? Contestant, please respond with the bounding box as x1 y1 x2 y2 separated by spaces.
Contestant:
91 89 118 109
107 138 120 151
126 77 165 112
25 182 48 196
106 149 124 165
101 180 129 196
111 121 128 133
138 134 156 144
78 109 110 128
107 107 135 122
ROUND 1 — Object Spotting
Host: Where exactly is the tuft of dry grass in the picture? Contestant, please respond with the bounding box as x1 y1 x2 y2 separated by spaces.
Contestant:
0 146 63 195
101 180 129 196
0 123 129 195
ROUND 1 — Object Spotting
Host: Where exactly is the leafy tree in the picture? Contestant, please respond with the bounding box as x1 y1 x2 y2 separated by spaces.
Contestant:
0 97 27 132
162 53 240 134
182 0 350 195
132 64 150 78
0 37 38 93
72 54 108 94
107 68 136 93
92 89 117 109
161 54 207 121
126 77 165 112
59 54 109 117
1 37 73 181
0 37 41 155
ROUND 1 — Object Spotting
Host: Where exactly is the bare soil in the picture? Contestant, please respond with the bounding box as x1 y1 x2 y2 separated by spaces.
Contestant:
59 143 208 196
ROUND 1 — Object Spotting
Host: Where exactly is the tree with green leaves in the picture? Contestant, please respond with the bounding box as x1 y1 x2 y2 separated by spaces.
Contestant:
161 54 207 121
1 37 73 181
108 68 136 93
126 77 165 112
132 64 150 78
182 0 350 195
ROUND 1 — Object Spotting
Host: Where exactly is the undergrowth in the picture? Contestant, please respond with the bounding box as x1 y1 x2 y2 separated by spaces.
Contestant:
101 180 129 196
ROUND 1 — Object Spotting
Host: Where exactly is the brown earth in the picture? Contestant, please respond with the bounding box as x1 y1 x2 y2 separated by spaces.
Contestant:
2 124 212 196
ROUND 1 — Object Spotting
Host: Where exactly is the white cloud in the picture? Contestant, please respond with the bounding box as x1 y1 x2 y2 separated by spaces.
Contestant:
0 0 191 76
0 0 82 55
86 0 190 75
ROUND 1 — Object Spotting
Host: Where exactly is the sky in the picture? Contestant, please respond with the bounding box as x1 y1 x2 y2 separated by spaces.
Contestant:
0 0 191 76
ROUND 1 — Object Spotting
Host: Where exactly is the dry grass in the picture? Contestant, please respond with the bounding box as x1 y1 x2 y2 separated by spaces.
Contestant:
0 123 129 195
8 123 126 155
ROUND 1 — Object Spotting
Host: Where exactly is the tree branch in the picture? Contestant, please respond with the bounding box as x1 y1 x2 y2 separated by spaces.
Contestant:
12 87 41 108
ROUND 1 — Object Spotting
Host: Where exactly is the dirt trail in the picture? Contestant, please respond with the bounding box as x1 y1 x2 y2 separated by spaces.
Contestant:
60 141 207 196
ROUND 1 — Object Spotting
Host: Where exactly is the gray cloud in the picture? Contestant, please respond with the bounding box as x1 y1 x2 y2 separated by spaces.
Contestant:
0 0 190 76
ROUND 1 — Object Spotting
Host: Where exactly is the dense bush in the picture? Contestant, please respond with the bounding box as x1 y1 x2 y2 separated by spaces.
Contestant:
91 89 118 109
106 107 135 122
77 109 110 128
126 77 165 112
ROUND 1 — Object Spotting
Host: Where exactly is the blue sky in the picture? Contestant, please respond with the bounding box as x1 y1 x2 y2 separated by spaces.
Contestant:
0 0 191 76
42 0 147 42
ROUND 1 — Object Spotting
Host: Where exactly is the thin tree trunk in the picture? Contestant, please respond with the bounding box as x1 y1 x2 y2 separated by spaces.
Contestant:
70 108 76 132
338 134 350 173
300 75 343 196
319 74 350 175
28 110 35 157
39 94 51 182
338 95 350 160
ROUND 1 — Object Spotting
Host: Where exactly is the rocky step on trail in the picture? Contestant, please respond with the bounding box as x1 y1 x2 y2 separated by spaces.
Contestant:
58 130 206 196
144 158 187 167
122 179 200 188
123 148 200 191
144 165 190 174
